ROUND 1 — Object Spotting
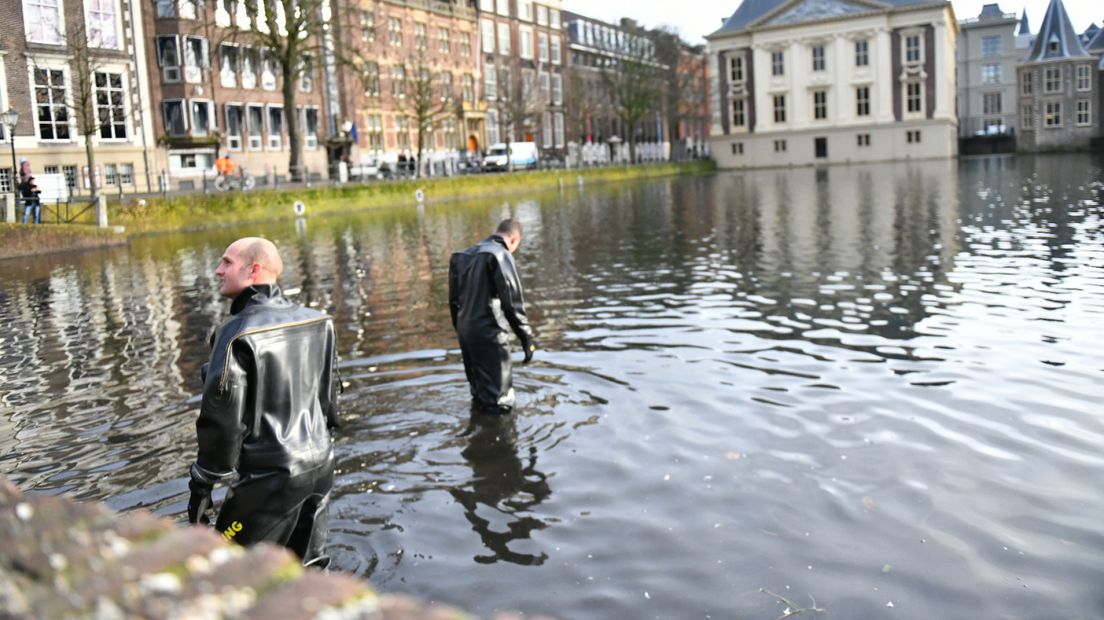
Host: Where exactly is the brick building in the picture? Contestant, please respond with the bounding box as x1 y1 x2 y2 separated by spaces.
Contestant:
1 0 159 200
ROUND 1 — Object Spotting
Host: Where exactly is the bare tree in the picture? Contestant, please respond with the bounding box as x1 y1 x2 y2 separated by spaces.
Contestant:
600 36 662 163
564 71 604 144
650 27 706 161
495 62 545 171
401 51 454 178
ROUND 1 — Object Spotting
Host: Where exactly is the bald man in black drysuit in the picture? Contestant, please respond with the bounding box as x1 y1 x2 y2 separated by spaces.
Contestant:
449 219 536 413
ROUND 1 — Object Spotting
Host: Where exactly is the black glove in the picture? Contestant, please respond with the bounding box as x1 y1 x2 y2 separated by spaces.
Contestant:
522 338 537 364
187 479 213 525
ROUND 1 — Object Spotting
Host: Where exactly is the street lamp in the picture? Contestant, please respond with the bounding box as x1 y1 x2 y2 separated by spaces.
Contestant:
4 108 18 188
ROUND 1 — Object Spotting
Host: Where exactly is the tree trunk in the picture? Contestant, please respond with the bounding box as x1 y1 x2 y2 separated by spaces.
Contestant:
84 131 98 199
282 64 302 182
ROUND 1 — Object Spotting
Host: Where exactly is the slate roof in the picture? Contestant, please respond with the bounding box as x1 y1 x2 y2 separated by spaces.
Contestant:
1024 0 1092 62
708 0 940 38
1087 25 1104 51
1018 10 1030 35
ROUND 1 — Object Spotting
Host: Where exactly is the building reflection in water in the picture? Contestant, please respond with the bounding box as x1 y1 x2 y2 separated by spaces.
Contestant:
448 408 551 566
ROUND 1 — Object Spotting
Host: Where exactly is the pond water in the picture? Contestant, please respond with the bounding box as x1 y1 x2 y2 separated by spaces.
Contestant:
2 155 1103 619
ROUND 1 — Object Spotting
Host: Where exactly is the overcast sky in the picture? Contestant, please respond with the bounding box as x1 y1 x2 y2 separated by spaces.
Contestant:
561 0 1099 44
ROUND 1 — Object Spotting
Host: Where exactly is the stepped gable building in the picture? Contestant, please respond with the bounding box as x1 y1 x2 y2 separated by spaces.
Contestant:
957 3 1019 138
1016 0 1097 151
706 0 958 169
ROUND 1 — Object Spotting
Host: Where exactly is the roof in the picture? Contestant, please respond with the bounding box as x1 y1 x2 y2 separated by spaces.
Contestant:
978 3 1003 19
1018 9 1030 34
708 0 940 38
1024 0 1092 62
1088 25 1104 51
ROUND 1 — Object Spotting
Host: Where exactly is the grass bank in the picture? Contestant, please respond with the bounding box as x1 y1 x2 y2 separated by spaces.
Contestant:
0 161 713 260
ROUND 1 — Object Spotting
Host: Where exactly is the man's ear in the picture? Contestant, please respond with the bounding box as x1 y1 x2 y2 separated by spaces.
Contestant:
248 262 263 281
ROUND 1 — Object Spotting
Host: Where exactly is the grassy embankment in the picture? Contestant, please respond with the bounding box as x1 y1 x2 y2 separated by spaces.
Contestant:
0 161 713 260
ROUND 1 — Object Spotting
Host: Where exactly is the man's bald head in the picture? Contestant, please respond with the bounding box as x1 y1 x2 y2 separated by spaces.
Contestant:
216 237 284 298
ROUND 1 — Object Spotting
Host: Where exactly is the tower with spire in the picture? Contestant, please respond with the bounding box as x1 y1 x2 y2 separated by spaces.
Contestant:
1017 0 1098 150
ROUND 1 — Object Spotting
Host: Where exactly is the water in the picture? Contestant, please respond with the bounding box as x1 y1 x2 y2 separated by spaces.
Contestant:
2 155 1103 619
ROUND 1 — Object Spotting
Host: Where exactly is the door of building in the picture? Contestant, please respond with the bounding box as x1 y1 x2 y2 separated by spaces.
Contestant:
815 137 828 159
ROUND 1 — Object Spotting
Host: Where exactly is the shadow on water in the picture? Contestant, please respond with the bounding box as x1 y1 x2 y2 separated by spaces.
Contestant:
2 154 1104 619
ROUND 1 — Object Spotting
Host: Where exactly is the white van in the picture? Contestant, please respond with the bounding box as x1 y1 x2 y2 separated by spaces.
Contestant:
482 142 539 171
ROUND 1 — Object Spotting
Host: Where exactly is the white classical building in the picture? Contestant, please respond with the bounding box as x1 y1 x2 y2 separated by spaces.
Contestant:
706 0 959 169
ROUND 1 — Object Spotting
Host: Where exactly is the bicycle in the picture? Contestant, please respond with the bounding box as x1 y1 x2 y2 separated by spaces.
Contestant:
213 170 256 192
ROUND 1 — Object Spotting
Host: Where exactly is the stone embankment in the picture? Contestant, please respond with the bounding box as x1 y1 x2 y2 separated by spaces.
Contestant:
0 477 544 620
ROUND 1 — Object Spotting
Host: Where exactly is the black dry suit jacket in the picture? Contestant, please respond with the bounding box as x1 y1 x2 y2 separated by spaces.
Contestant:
191 284 339 487
449 235 534 347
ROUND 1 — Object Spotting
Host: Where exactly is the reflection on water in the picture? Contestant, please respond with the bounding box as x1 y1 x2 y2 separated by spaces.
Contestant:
2 155 1104 619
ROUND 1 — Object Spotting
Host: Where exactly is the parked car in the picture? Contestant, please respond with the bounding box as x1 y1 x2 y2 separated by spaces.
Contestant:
482 142 539 172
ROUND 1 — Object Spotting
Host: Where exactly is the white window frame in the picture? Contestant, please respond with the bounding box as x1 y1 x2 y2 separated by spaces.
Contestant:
266 104 283 149
554 111 564 147
190 98 214 137
495 0 508 17
981 35 1001 57
485 65 497 100
536 4 548 26
240 46 257 89
1076 100 1091 126
481 19 495 54
519 0 532 22
1076 65 1091 92
855 40 869 67
550 9 560 28
903 32 923 64
487 108 499 144
86 0 122 50
981 63 1001 85
811 45 825 72
905 81 924 117
261 52 278 91
773 94 786 123
550 35 561 65
225 102 244 151
1021 70 1033 96
1021 104 1033 130
183 36 209 85
94 70 129 141
498 22 511 56
24 0 63 45
300 106 319 149
1043 67 1060 94
731 98 746 127
538 32 549 63
729 56 743 82
30 64 73 142
157 35 182 83
812 89 827 120
855 85 870 116
1044 101 1061 127
551 73 562 105
162 98 187 136
520 26 533 60
771 51 784 76
220 43 239 88
247 104 264 150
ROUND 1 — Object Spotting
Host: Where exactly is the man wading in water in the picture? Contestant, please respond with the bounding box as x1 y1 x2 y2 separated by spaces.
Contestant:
449 219 537 413
187 237 340 567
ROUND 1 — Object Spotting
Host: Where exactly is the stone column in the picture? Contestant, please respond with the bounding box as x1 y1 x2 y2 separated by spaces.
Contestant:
933 20 950 119
95 195 108 228
876 27 894 123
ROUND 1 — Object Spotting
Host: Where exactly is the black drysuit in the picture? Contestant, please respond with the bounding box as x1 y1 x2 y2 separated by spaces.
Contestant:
190 284 339 566
449 235 535 411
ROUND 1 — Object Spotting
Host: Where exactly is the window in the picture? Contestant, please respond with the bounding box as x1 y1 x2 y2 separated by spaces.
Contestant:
731 98 746 127
906 82 922 114
24 0 62 44
33 68 71 141
982 63 1001 84
95 72 127 140
542 111 552 147
479 0 492 11
389 17 402 46
520 27 533 59
247 104 264 150
481 20 495 53
225 104 244 151
396 115 410 150
88 0 119 48
729 56 743 82
1021 104 1033 129
855 40 869 67
391 65 406 97
1044 67 1060 93
0 169 11 193
813 90 827 120
773 139 786 152
982 92 1001 115
178 0 197 19
551 35 561 64
1076 100 1090 126
365 114 383 150
440 72 453 101
298 54 313 92
981 35 1001 56
550 8 560 28
157 36 182 82
63 166 77 191
1021 71 1033 96
857 134 870 147
438 27 450 54
1076 65 1091 91
462 74 475 104
485 65 497 100
119 163 134 185
104 163 118 187
261 52 278 90
856 86 870 116
414 23 427 50
266 106 283 148
538 32 549 62
771 51 784 76
499 67 510 100
220 45 241 89
495 0 508 16
905 34 921 63
538 72 550 103
155 0 174 18
551 74 562 105
498 22 511 55
906 130 921 143
460 32 472 56
361 11 375 43
301 107 319 148
773 94 786 123
536 4 547 25
487 109 499 144
191 100 213 136
554 112 564 147
812 45 825 71
163 100 186 136
519 0 532 21
731 143 743 155
183 37 209 84
364 61 380 97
